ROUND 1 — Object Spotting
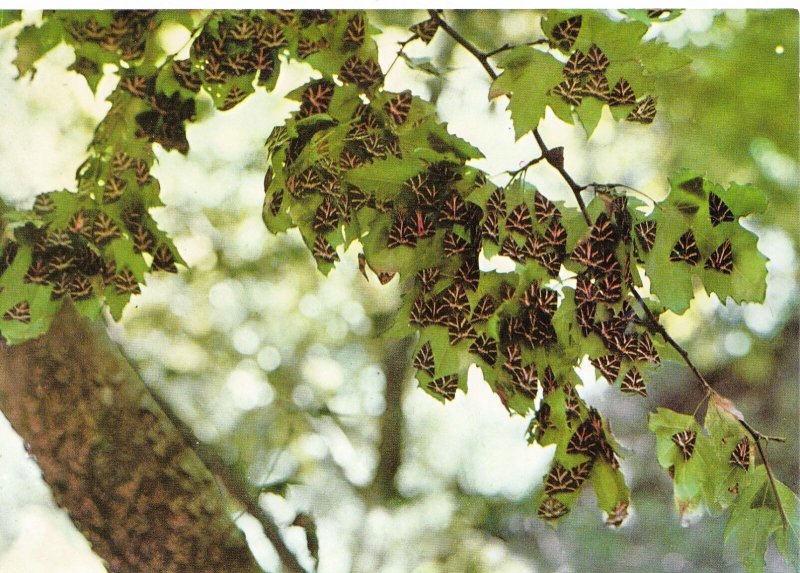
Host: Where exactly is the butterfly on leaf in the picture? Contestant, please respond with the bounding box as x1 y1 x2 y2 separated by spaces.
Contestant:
634 220 657 253
427 374 458 401
552 77 583 106
409 17 439 44
705 239 734 274
563 49 590 77
620 367 647 397
730 437 751 470
672 430 697 461
3 301 31 323
550 15 582 52
538 496 570 520
709 192 735 226
608 78 636 107
585 44 609 74
413 342 435 377
626 96 657 124
605 501 629 528
385 90 412 125
669 230 701 265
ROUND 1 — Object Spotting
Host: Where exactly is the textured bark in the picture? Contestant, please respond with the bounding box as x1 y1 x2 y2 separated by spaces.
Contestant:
0 302 263 573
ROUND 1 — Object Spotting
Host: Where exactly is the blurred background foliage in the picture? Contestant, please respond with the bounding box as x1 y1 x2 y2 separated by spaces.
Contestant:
0 9 796 573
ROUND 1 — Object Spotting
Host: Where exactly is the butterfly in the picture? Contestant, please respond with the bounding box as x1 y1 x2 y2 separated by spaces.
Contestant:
3 301 31 322
591 354 622 383
427 374 458 401
552 77 583 106
708 192 735 226
620 367 647 397
671 430 697 461
626 96 657 124
605 501 629 527
551 15 582 52
608 78 636 106
705 239 733 274
730 437 751 470
669 230 701 265
413 342 435 377
563 49 590 77
538 496 570 520
567 421 599 455
634 220 657 253
470 334 498 366
385 90 412 125
409 17 439 44
344 13 366 48
586 44 609 74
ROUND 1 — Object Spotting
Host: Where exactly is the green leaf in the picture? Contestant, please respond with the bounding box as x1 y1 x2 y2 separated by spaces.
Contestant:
0 10 22 29
641 172 770 313
399 53 442 76
491 47 564 138
620 9 684 24
589 461 630 514
773 480 800 572
725 466 799 573
13 19 65 78
648 407 697 468
574 97 604 138
344 157 425 200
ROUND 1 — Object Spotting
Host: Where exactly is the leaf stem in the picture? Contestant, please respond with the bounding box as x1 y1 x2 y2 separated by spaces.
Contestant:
484 39 549 58
384 33 421 79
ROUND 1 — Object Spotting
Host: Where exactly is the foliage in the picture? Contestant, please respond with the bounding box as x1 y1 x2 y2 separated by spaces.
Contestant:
0 9 796 573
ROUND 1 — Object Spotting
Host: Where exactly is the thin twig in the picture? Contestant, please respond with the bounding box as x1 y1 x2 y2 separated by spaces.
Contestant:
384 33 420 79
749 429 790 530
484 39 549 58
531 130 591 225
508 155 545 178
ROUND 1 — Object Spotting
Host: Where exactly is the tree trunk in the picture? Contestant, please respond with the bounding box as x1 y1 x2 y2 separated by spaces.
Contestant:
0 302 263 573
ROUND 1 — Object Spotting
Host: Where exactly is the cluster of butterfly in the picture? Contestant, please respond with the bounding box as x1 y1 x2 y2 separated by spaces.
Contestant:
534 406 626 521
0 145 177 322
265 85 425 265
548 15 657 124
127 87 197 155
64 10 157 63
264 11 685 520
666 177 736 273
670 430 752 467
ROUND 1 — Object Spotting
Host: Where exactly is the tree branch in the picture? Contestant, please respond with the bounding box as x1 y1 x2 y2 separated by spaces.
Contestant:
429 10 497 81
365 337 414 504
0 302 265 573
